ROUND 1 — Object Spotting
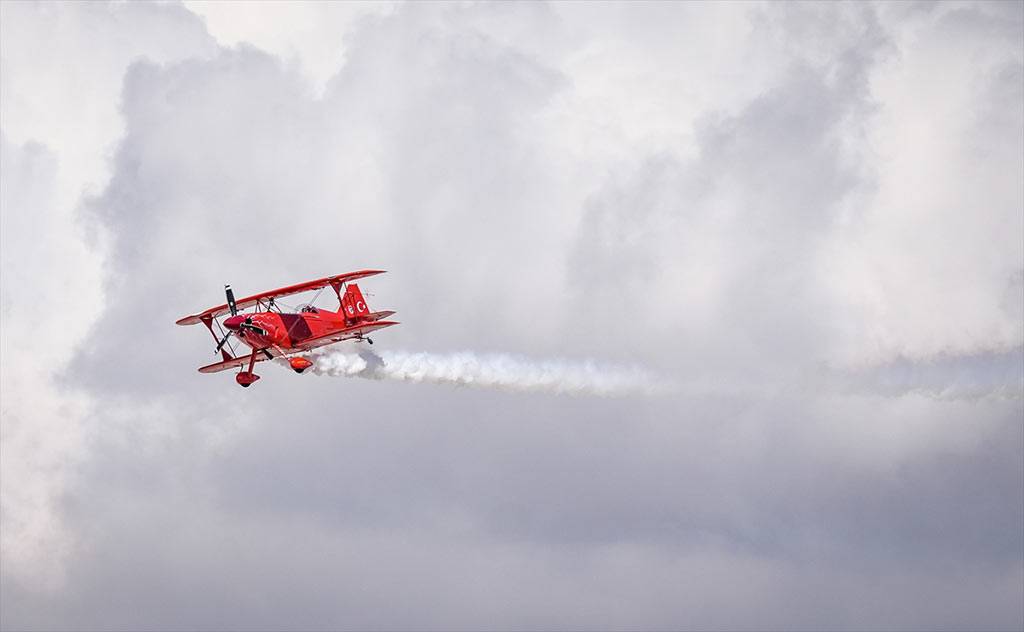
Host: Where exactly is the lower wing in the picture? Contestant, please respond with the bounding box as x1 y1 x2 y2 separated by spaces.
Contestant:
195 321 398 373
198 348 278 374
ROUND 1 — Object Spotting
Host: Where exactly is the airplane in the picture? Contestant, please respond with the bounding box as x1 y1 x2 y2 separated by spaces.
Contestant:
176 270 398 387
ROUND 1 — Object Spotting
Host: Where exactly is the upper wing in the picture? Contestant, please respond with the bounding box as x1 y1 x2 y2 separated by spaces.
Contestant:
176 270 385 325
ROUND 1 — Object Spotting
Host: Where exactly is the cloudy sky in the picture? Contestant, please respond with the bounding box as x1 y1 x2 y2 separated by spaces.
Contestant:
1 1 1022 629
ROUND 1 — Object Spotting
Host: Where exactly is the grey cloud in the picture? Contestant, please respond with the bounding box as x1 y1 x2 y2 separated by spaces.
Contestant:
71 5 570 397
5 382 1020 630
567 61 873 370
3 2 1022 631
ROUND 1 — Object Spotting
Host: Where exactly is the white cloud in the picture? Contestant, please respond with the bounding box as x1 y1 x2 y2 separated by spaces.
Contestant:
184 0 395 95
0 0 217 590
1 1 1021 628
827 3 1024 363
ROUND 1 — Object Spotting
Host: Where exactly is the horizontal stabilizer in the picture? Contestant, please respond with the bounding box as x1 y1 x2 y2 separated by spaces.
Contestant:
292 321 399 352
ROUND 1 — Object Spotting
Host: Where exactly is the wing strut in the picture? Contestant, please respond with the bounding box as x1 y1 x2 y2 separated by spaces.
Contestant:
235 348 262 388
201 315 233 362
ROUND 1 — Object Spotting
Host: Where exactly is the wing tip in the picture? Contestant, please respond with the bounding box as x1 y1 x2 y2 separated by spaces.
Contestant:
337 269 386 279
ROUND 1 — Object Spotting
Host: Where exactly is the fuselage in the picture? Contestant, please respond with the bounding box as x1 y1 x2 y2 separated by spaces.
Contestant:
224 308 346 351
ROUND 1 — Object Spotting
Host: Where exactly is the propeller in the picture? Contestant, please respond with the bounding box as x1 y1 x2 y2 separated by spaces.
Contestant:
214 285 238 354
213 285 269 355
226 284 238 316
215 329 233 354
236 317 266 337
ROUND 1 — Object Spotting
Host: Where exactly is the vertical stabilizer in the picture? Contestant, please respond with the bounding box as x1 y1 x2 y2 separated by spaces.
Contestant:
341 283 371 323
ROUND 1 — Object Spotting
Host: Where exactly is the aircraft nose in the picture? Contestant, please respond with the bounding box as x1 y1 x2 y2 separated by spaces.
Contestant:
224 315 245 330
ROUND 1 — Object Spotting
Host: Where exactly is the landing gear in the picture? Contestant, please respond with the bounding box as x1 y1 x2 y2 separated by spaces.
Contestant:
366 337 374 345
236 348 261 388
236 372 260 387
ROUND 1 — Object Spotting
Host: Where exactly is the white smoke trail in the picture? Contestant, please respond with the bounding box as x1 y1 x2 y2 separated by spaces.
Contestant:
831 349 1024 401
293 349 669 397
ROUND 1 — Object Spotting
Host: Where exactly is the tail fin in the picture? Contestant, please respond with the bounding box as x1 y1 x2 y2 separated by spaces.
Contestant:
340 283 371 322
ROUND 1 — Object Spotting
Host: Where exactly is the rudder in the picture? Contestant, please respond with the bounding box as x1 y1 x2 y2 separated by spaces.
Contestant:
341 283 371 322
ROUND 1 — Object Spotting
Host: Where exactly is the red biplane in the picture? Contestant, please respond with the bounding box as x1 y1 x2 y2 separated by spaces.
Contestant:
176 270 398 387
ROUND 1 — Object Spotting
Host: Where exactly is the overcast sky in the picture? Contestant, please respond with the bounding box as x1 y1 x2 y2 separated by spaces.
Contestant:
1 1 1022 630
